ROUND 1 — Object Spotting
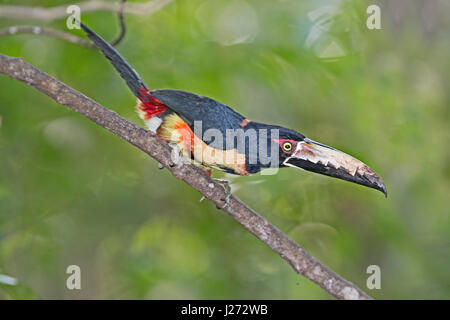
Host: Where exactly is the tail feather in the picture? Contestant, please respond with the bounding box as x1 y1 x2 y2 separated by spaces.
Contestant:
79 21 147 97
78 20 168 124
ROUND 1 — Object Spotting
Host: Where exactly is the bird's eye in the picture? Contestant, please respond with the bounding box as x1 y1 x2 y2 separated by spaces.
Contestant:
282 142 293 152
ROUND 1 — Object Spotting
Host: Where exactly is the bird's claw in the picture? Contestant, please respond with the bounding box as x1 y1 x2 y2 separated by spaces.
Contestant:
214 179 231 209
198 179 231 208
168 142 182 167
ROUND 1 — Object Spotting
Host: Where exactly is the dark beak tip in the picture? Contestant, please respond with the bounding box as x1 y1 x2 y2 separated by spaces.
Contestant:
379 183 388 198
370 175 387 198
285 153 388 198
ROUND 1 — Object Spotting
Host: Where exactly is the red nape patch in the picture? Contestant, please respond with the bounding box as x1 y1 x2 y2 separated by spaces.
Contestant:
137 86 167 120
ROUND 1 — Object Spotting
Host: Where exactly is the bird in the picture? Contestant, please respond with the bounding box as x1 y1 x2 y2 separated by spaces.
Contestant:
78 21 387 208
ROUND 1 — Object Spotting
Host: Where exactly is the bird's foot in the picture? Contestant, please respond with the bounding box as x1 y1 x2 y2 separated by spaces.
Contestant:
214 179 231 209
168 142 182 167
199 179 231 209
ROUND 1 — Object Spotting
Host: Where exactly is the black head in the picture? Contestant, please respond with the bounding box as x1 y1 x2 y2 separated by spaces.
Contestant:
271 127 306 166
241 124 305 173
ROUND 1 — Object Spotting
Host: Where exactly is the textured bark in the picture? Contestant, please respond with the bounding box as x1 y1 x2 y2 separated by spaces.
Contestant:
0 53 372 300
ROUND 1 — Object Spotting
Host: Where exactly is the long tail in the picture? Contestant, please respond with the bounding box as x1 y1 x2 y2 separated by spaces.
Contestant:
79 21 147 97
78 20 168 126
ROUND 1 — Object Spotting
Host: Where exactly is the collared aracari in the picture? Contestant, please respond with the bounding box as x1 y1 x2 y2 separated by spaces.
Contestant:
79 22 387 206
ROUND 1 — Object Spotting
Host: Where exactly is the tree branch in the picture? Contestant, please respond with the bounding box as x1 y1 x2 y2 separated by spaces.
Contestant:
0 53 372 300
0 0 173 21
0 0 132 48
0 25 94 47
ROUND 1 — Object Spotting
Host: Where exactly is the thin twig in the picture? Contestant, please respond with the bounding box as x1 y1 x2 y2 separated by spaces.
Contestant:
0 0 133 48
110 0 128 47
0 25 94 47
0 0 173 22
0 54 373 300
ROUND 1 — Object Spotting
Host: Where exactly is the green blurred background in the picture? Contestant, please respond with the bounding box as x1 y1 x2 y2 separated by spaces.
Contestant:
0 0 449 299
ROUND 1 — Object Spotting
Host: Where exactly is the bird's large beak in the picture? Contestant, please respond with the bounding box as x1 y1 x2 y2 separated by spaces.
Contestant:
283 138 387 196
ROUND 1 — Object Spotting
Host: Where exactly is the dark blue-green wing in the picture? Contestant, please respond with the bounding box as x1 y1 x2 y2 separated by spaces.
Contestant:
151 89 246 149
